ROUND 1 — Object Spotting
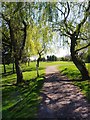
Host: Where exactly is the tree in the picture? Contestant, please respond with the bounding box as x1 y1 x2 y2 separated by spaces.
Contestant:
26 19 53 77
47 55 57 61
52 2 90 80
1 3 27 84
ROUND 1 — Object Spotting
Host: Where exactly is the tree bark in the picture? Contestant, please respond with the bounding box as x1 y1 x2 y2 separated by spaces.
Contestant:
36 54 41 77
71 55 89 80
36 59 39 77
15 56 23 84
3 57 6 74
8 20 23 84
28 60 30 66
70 37 90 80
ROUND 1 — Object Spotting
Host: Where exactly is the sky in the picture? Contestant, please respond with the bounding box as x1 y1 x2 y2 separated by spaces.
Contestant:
55 48 70 57
49 32 71 57
49 44 70 57
30 48 70 60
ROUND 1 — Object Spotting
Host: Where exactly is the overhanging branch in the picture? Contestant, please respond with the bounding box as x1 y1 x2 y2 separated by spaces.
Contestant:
73 1 90 37
75 43 90 53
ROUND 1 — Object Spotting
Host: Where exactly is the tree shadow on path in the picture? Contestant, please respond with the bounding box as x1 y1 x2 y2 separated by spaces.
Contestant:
38 72 90 120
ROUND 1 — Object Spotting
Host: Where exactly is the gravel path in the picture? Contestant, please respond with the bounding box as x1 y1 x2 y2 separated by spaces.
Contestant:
38 65 90 120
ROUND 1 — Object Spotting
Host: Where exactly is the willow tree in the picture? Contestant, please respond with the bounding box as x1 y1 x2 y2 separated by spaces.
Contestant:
57 2 90 79
1 2 27 84
49 1 90 80
26 19 53 77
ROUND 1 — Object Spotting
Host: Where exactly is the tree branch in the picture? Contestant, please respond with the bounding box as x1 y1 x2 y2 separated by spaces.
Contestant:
2 40 12 49
75 43 90 53
63 2 71 36
73 1 90 37
56 2 71 36
56 6 65 16
64 2 70 21
2 32 10 41
1 13 10 24
77 37 88 41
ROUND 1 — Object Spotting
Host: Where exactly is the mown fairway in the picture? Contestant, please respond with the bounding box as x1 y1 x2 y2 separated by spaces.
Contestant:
1 61 90 118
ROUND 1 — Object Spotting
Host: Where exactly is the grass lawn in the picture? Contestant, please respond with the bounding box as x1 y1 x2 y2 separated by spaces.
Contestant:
1 62 46 119
1 61 90 119
58 61 90 102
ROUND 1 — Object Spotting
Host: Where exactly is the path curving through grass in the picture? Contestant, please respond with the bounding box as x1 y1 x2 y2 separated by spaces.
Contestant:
38 65 90 119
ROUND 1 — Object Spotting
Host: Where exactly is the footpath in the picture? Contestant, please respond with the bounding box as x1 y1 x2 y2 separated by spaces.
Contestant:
38 65 90 120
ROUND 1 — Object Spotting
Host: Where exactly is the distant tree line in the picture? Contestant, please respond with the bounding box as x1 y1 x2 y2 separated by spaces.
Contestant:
47 55 57 61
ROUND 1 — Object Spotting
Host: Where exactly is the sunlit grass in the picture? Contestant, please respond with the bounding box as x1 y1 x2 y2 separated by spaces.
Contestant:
58 61 90 102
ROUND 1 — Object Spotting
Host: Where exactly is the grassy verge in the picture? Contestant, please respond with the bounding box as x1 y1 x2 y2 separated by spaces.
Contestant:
58 61 90 102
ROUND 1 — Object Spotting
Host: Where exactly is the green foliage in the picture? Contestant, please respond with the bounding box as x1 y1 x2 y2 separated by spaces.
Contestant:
60 56 72 61
25 19 53 57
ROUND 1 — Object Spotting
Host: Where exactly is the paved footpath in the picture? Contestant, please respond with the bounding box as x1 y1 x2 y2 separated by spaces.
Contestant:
38 66 90 120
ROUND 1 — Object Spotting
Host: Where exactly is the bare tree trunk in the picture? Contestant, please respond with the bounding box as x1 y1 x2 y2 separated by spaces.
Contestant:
28 60 30 66
8 20 24 84
36 59 39 77
15 56 23 84
71 54 89 80
36 54 41 77
3 57 6 74
70 38 90 80
36 64 39 77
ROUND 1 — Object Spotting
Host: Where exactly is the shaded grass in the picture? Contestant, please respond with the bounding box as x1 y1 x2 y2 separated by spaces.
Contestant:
2 75 44 119
1 62 45 119
58 61 90 102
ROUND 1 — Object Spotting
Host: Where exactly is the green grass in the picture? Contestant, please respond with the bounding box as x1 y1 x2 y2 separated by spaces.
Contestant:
58 61 81 79
1 61 62 119
1 61 90 119
1 62 46 119
2 76 44 119
58 61 90 102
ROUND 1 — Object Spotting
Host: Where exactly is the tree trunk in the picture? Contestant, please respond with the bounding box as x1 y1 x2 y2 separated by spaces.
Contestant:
71 54 89 80
36 55 41 77
70 37 90 80
15 56 23 84
3 57 6 74
6 19 27 84
36 59 39 77
36 64 39 77
28 61 30 66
